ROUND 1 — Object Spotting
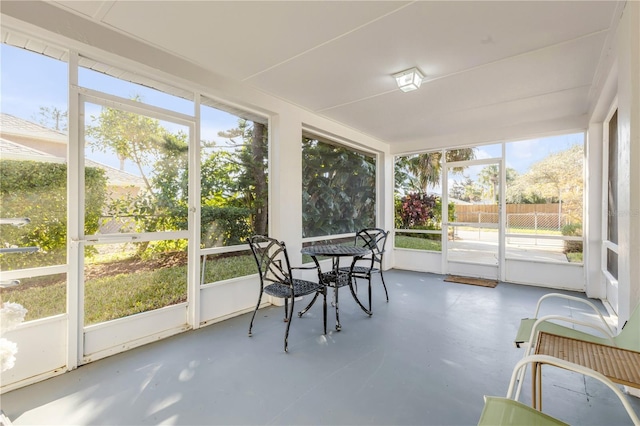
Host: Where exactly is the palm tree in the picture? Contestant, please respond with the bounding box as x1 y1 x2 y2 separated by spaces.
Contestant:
479 165 519 203
398 148 476 193
479 164 500 203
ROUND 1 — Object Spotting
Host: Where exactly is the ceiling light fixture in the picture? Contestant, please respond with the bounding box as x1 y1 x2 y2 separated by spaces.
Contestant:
393 67 424 92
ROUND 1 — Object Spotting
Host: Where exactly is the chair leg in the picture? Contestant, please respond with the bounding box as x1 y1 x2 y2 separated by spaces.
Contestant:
334 285 341 331
283 299 289 322
515 344 535 400
248 290 264 336
284 297 294 352
379 270 389 302
348 275 372 316
298 292 319 317
322 288 327 335
368 276 373 312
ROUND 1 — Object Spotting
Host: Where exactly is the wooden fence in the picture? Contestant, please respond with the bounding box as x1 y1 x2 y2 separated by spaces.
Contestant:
453 204 569 229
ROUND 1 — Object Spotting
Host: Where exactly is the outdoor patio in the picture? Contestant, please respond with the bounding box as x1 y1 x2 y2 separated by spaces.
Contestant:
2 270 638 425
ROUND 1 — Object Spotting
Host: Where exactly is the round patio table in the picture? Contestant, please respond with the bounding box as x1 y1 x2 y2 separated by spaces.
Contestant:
300 244 372 331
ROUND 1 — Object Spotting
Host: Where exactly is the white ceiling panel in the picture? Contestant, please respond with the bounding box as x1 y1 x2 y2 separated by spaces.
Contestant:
53 1 109 19
6 1 624 147
98 1 409 80
393 33 606 114
250 1 616 110
323 86 590 144
425 88 591 140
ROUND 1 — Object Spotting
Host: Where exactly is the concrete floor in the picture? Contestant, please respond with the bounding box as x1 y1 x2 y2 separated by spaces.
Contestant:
2 270 639 425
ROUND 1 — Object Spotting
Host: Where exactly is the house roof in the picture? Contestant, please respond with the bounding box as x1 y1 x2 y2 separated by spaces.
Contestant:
0 138 63 163
0 113 67 144
0 114 145 188
84 158 146 188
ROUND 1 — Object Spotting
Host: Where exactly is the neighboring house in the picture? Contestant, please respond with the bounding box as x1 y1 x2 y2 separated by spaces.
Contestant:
0 112 67 158
0 113 145 233
1 112 145 189
0 137 63 164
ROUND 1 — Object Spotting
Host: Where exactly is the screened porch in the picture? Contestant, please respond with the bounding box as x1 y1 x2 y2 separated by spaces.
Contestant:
0 1 639 425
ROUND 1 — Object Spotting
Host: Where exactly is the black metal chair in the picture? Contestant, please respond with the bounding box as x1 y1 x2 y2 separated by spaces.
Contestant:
340 228 390 311
246 235 326 352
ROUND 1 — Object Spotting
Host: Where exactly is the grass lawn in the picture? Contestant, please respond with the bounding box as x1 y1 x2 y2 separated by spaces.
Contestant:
1 251 257 324
394 235 442 251
566 252 583 263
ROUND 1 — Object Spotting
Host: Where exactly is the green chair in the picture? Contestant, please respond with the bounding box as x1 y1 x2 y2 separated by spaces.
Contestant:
478 355 640 426
514 293 616 349
478 397 568 426
513 294 640 399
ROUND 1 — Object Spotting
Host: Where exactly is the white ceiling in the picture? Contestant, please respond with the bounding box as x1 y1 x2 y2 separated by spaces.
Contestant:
19 1 628 146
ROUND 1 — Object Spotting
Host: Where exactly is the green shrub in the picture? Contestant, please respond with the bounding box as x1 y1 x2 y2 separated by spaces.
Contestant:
561 222 583 253
0 160 107 269
398 192 436 228
201 206 252 246
394 193 454 231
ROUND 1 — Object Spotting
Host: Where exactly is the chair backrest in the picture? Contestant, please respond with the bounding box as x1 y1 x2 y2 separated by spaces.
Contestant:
614 303 640 351
501 355 640 425
247 235 293 292
355 228 389 264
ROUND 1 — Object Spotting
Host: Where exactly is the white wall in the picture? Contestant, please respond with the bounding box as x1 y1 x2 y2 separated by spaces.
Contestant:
615 1 640 323
585 120 604 299
586 1 640 321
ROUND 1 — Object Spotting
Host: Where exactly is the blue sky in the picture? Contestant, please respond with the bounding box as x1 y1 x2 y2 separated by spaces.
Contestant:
473 132 583 175
504 133 583 174
442 133 583 192
1 45 68 121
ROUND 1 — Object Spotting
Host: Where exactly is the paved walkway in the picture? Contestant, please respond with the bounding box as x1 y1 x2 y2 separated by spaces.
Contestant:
448 230 570 265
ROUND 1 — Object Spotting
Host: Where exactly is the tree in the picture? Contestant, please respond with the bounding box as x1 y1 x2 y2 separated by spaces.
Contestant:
217 119 268 236
32 106 67 131
395 148 476 193
478 165 499 203
89 106 268 247
149 131 190 231
405 152 441 192
86 96 165 190
104 130 191 253
506 145 583 222
478 165 518 203
450 176 483 203
85 98 191 245
302 138 376 237
200 146 238 206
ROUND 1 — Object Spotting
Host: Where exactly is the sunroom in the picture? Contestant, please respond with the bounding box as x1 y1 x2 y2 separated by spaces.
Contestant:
0 1 639 424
